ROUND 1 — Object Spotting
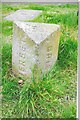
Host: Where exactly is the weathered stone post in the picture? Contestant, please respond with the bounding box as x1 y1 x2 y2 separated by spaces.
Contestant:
12 21 60 80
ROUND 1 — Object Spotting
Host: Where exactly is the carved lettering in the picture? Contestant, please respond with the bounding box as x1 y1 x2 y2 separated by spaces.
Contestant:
46 46 52 68
35 44 39 65
19 37 26 76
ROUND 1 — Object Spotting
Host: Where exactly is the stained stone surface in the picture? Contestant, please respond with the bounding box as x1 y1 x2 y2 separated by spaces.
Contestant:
5 10 42 21
12 21 60 79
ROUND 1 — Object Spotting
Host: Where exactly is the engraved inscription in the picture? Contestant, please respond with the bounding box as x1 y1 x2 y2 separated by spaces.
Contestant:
46 46 53 67
35 44 39 65
19 37 26 77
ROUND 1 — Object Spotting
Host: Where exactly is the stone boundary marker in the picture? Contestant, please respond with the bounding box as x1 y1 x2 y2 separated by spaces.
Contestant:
12 21 60 80
4 10 42 21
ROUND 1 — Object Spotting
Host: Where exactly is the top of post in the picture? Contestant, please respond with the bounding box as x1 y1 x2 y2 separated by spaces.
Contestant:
14 21 60 44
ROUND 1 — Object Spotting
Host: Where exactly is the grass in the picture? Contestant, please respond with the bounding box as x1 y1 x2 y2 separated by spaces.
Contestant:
31 11 78 28
1 3 78 118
